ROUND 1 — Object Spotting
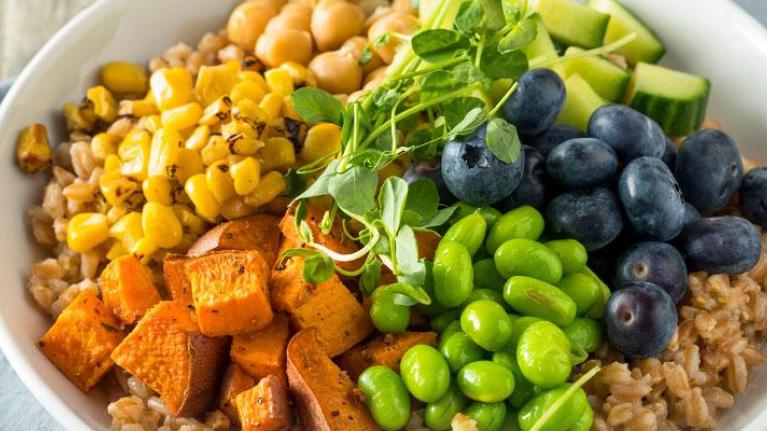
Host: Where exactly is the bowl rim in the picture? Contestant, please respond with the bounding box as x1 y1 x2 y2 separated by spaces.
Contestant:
1 0 767 430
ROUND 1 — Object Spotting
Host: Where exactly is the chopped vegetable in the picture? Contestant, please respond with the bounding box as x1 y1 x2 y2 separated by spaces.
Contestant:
16 124 51 173
231 313 290 381
338 331 438 380
162 253 193 305
235 375 293 431
100 255 161 324
187 214 281 263
218 363 256 425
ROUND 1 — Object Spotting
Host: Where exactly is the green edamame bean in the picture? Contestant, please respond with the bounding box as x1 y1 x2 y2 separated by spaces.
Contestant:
509 316 542 346
545 239 588 275
400 345 451 403
457 360 515 403
494 239 563 284
433 240 474 308
444 212 487 256
431 309 461 332
501 410 523 431
517 384 590 431
425 383 468 431
440 320 463 342
583 267 611 319
492 350 538 408
486 206 545 254
562 318 605 353
516 321 572 388
503 276 576 327
357 366 412 431
568 403 594 431
558 273 600 315
460 300 513 351
439 331 485 372
452 203 502 228
370 289 410 333
465 402 507 431
462 289 505 309
473 258 506 291
415 261 446 316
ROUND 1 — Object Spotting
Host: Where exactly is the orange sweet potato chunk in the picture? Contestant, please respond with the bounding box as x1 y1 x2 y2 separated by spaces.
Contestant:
415 229 440 261
100 255 161 324
39 290 126 392
111 301 228 417
236 375 293 431
338 331 438 380
286 329 379 431
188 214 281 264
219 363 257 424
231 313 290 381
186 250 274 336
163 253 193 306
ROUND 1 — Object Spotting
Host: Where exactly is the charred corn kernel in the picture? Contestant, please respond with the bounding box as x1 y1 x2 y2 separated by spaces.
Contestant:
100 61 148 95
302 123 341 162
148 127 182 178
118 130 152 181
230 157 261 196
227 154 245 166
104 154 122 173
199 96 232 126
264 68 294 96
86 86 118 122
195 60 240 107
66 213 110 252
282 96 300 119
230 80 266 104
106 240 127 261
185 125 210 152
16 124 51 173
220 196 256 220
142 202 183 248
144 115 162 133
206 161 236 203
175 148 205 182
130 238 158 263
150 67 194 111
62 103 95 132
109 212 144 251
223 123 262 156
185 174 220 220
232 99 268 124
244 171 286 207
142 176 173 205
99 173 139 207
173 206 207 235
90 133 117 161
279 62 316 87
201 135 231 166
259 93 283 122
118 99 158 117
261 137 296 172
239 71 269 92
161 102 202 130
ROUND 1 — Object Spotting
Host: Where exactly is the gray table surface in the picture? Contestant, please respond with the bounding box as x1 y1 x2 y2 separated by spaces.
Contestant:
0 1 766 430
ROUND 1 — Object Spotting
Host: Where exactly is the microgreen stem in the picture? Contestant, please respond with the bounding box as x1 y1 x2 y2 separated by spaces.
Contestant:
529 366 602 431
308 215 380 262
474 37 485 68
487 81 519 118
339 103 361 172
531 33 638 69
398 55 470 80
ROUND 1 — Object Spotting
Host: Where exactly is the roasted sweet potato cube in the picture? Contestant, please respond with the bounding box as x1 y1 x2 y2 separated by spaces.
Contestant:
187 250 274 336
100 255 161 324
236 375 293 431
231 313 290 381
39 290 126 392
415 229 440 261
188 214 281 264
287 329 378 430
163 253 192 305
338 331 438 380
111 301 228 417
219 363 257 424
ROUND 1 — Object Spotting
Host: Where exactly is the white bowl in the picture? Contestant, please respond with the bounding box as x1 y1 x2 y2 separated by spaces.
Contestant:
0 0 766 429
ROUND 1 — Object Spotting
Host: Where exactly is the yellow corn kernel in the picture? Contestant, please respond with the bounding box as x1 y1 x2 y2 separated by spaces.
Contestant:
230 157 261 196
118 99 158 117
199 96 233 126
201 135 231 166
195 60 240 107
227 154 245 166
142 202 183 249
62 103 95 132
173 206 207 235
222 121 262 156
259 93 283 123
144 115 163 133
101 61 148 95
86 86 118 122
282 96 300 119
244 171 286 207
220 196 256 220
99 172 139 207
232 99 268 125
106 206 128 225
175 148 205 183
66 213 110 252
142 176 173 205
185 125 210 152
185 174 221 221
150 67 194 111
206 161 236 203
130 238 158 263
118 130 152 181
148 127 182 178
90 133 117 161
161 102 202 130
109 212 144 250
264 68 294 96
230 80 266 104
279 62 316 87
106 240 127 261
16 124 51 173
261 137 296 172
104 154 122 173
302 123 342 162
239 71 269 92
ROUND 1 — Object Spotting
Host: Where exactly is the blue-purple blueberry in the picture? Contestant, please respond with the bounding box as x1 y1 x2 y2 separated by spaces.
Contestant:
588 104 666 162
615 242 688 303
545 187 624 251
546 138 618 190
502 69 566 136
676 216 761 274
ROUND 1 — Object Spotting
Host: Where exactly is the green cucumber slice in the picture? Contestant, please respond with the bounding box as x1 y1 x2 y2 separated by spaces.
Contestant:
556 74 607 131
523 14 559 64
624 62 711 136
554 47 631 102
534 0 611 49
587 0 665 64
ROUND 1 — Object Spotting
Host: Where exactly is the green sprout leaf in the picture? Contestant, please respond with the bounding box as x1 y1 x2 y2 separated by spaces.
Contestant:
455 0 484 35
328 166 378 216
486 117 522 164
291 87 343 124
442 96 487 132
412 29 469 63
360 259 382 295
499 16 538 53
419 206 459 228
420 70 461 103
478 0 506 30
373 282 432 306
480 45 529 79
293 160 339 202
303 252 335 284
403 178 440 224
379 176 409 235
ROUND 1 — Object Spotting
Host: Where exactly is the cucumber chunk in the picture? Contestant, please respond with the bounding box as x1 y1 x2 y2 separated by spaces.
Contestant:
554 47 631 102
624 63 710 136
534 0 611 49
587 0 665 64
557 74 607 131
524 14 559 64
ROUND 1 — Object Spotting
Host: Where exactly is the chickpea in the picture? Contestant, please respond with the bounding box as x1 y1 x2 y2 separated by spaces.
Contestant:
227 0 284 51
256 28 314 68
364 66 387 87
391 0 417 14
341 36 384 75
309 50 363 95
368 11 419 64
266 3 313 32
311 0 366 51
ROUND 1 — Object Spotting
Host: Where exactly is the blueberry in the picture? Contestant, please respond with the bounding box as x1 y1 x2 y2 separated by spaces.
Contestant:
605 281 678 358
661 137 677 169
618 157 685 241
546 138 618 190
545 187 624 251
525 124 586 156
740 167 767 228
588 105 666 162
615 242 688 303
675 129 742 214
677 216 761 274
502 69 566 135
404 158 456 204
441 124 524 206
497 146 547 211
